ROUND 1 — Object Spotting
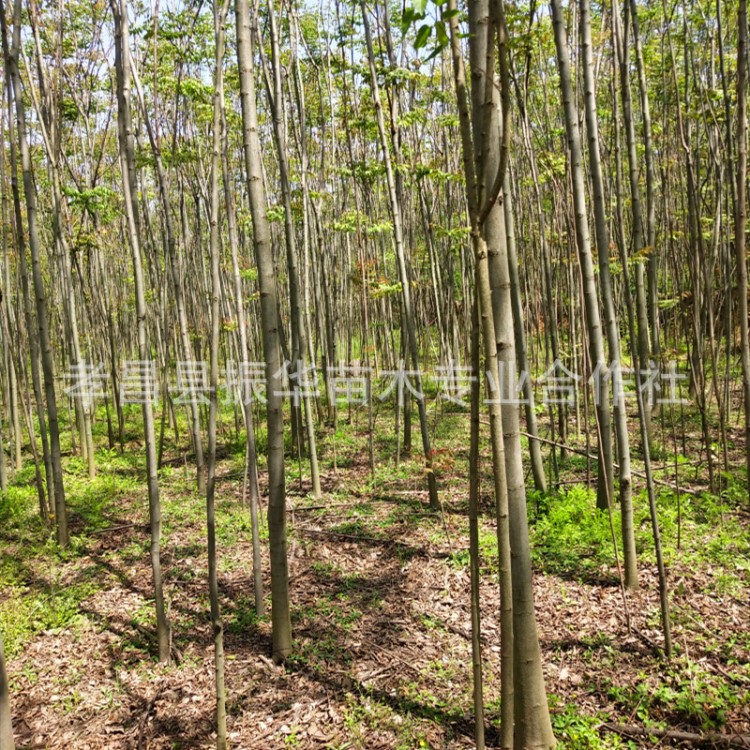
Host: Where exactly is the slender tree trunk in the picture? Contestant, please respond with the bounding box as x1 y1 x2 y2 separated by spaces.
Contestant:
25 8 96 480
207 3 230 744
447 9 513 745
550 0 614 512
0 626 13 750
0 151 21 477
236 0 292 661
629 0 659 358
468 288 485 750
266 0 321 499
111 0 170 662
612 108 674 655
579 0 637 588
360 0 440 510
737 0 750 496
2 90 51 522
614 0 653 443
1 0 67 545
130 64 206 495
448 3 555 746
221 105 264 614
503 174 546 493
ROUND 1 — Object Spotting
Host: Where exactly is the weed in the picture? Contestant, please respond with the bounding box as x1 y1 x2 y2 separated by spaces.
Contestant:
550 703 632 749
604 659 740 731
531 485 617 578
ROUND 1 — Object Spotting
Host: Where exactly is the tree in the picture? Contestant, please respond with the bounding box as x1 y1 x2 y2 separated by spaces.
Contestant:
235 0 292 662
0 625 14 750
111 0 171 663
265 0 322 499
447 1 555 746
206 2 231 744
27 1 96 480
736 0 750 497
130 48 207 496
1 0 68 546
549 0 614 514
1 62 51 524
579 0 637 588
360 0 440 511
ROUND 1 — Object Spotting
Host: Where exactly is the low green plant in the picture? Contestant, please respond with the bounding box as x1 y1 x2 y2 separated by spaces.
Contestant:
551 703 632 748
605 660 740 731
531 485 617 577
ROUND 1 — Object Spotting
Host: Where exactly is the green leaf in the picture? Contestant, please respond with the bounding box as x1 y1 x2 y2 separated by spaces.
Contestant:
415 23 432 49
435 20 448 47
400 6 417 33
425 41 447 61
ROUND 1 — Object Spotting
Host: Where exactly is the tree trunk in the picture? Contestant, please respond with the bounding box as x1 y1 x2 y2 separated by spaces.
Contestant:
614 0 653 445
26 6 96 481
503 174 546 493
736 0 750 496
468 288 485 750
221 104 264 615
1 0 67 545
265 0 321 499
579 0 637 588
448 2 555 746
207 3 230 744
550 0 614 514
130 61 206 495
360 0 440 511
0 153 21 478
2 85 51 522
629 0 659 359
111 0 171 663
0 626 14 750
236 0 292 661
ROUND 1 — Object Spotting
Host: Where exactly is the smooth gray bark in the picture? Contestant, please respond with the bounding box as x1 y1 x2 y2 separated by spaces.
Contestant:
579 0 638 589
550 0 614 512
2 0 67 545
0 626 14 750
360 0 440 510
111 0 171 662
236 0 292 661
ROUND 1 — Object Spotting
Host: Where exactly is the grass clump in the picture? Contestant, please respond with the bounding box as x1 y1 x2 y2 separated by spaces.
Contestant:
531 485 617 578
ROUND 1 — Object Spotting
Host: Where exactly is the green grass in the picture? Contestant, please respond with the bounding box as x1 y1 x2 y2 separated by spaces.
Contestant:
636 485 750 590
549 702 634 749
0 466 114 657
603 657 742 731
530 485 618 579
446 526 498 572
1 391 749 747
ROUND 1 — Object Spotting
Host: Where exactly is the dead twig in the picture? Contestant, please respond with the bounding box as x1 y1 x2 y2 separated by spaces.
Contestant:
602 723 750 748
89 523 149 536
520 431 702 497
136 689 163 750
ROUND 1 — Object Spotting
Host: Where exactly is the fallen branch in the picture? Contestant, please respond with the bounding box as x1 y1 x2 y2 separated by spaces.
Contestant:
126 618 183 666
295 526 390 545
137 689 163 750
520 431 701 497
602 723 750 748
288 503 352 512
89 523 149 536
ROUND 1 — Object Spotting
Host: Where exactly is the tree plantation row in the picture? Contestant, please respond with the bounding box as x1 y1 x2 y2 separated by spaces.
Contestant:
0 0 748 748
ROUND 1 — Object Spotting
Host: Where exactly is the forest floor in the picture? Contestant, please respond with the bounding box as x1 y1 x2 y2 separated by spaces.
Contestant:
2 404 750 749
